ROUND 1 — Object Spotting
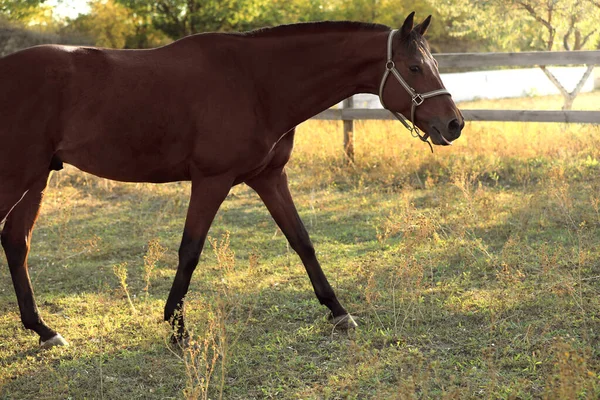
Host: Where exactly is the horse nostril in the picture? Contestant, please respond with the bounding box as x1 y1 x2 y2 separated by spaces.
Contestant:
448 118 462 137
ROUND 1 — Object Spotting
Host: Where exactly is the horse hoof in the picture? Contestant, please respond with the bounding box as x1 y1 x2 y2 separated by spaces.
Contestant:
331 314 358 330
40 333 69 349
170 334 190 349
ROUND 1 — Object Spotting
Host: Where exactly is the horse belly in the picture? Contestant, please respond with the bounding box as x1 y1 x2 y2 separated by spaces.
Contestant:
56 128 192 183
56 109 257 184
55 101 196 183
57 88 200 182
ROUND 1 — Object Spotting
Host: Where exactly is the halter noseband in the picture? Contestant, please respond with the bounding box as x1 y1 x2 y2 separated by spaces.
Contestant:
378 29 451 152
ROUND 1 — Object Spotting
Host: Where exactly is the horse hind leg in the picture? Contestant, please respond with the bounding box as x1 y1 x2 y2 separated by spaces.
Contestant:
1 156 61 224
0 190 29 225
1 173 68 348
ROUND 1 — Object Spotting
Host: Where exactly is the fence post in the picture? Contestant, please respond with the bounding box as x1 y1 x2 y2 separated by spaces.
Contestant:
343 97 354 163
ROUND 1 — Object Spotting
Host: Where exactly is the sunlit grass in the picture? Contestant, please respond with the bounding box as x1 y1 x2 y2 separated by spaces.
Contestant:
294 92 600 190
1 92 600 398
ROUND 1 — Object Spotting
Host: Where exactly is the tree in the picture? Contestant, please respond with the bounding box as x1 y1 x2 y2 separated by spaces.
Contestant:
0 0 46 22
69 0 136 48
114 0 170 48
317 0 462 53
110 0 468 52
590 0 600 48
0 0 59 30
511 0 598 109
434 0 600 51
434 0 600 109
510 0 598 51
148 0 258 38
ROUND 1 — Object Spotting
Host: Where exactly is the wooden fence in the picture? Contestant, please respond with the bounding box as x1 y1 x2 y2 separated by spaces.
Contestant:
311 50 600 161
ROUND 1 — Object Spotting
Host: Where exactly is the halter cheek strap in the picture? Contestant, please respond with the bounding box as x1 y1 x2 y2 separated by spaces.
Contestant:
378 29 451 152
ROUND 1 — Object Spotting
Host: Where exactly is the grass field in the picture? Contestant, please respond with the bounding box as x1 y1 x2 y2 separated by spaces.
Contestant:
1 92 600 399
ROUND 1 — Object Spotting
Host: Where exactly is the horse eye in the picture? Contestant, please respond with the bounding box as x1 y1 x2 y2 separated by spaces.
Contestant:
409 65 421 73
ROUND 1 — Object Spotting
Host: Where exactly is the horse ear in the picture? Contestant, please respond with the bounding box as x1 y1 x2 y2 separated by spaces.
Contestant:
415 15 432 36
400 11 415 39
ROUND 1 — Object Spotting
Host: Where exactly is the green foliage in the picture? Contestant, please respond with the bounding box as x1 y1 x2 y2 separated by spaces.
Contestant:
78 0 136 48
0 0 46 22
5 0 599 52
0 0 62 32
1 0 533 52
0 15 89 56
433 0 600 51
117 0 280 39
114 0 453 47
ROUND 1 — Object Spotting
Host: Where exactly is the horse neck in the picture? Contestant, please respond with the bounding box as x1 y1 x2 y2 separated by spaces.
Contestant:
247 26 389 135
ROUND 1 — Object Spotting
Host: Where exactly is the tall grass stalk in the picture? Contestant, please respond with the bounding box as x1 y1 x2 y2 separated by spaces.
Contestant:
143 239 167 294
112 262 136 314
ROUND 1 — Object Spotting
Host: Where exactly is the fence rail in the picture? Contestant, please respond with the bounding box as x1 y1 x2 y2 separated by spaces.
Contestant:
314 109 600 124
435 50 600 69
312 50 600 161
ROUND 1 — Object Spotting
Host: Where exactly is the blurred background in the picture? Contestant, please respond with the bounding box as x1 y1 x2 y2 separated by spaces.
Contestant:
1 3 600 399
1 0 599 54
2 0 599 104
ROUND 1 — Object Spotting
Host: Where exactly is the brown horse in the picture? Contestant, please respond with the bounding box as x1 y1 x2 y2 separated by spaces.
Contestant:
0 13 463 348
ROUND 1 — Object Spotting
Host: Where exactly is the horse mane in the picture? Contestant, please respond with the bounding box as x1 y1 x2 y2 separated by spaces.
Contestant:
237 21 428 52
238 21 390 37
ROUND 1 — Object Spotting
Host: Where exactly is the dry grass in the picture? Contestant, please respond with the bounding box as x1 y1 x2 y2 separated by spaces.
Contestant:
0 92 599 399
293 92 600 191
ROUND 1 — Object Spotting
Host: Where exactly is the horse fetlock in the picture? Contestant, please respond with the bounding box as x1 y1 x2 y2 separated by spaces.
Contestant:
330 314 358 330
316 292 345 313
170 330 190 349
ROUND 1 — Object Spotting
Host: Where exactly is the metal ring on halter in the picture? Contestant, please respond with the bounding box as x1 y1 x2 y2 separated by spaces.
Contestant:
378 29 451 152
412 94 424 106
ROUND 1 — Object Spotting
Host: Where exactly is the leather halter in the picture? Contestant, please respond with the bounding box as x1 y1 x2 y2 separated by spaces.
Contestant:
378 29 451 151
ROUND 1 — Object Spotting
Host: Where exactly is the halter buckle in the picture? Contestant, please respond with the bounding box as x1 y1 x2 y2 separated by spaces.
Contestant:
412 94 424 106
385 60 395 70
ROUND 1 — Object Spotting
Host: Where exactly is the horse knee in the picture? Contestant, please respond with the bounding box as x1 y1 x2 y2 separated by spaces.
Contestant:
290 240 315 258
177 233 204 272
164 302 178 322
178 247 201 271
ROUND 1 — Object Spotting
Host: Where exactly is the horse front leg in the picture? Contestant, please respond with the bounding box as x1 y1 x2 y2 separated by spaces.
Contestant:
1 174 67 348
164 174 233 344
247 168 357 329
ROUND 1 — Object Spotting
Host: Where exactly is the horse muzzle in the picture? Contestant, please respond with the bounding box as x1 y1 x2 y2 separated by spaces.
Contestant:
429 116 464 146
